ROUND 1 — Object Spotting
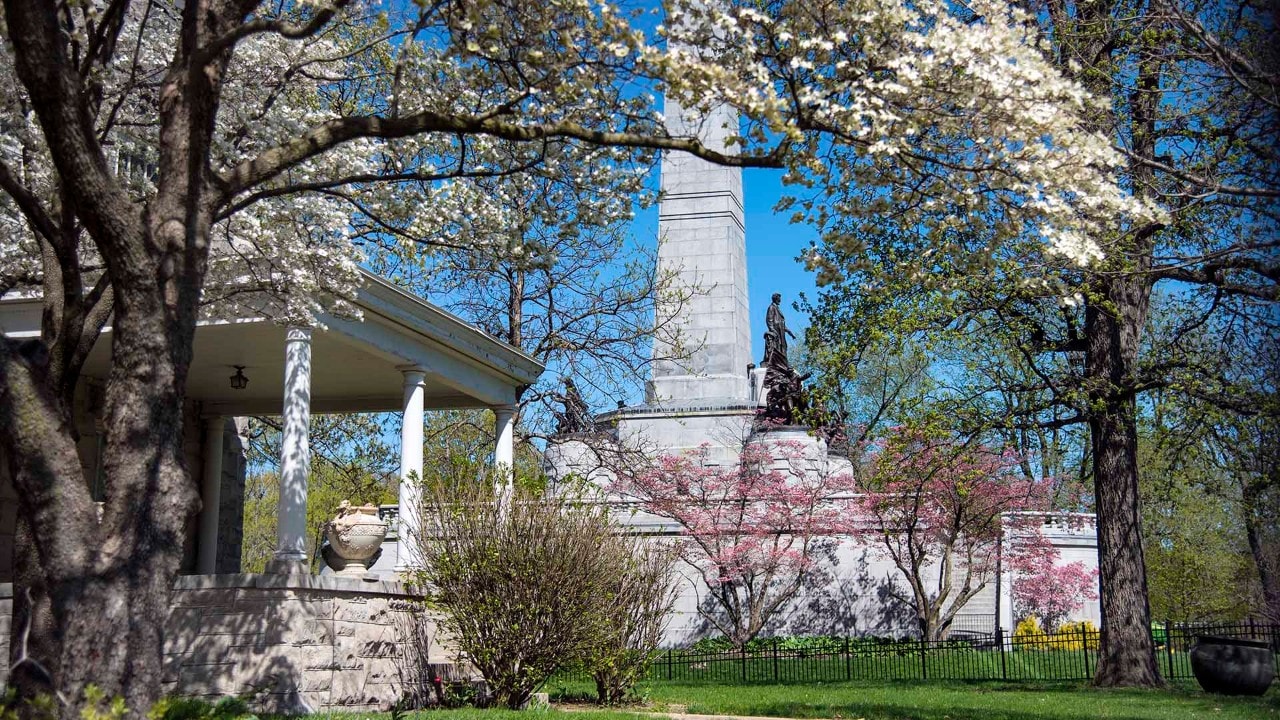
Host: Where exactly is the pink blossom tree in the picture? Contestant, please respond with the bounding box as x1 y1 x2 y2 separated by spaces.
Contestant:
1009 533 1099 631
610 441 857 649
857 426 1050 641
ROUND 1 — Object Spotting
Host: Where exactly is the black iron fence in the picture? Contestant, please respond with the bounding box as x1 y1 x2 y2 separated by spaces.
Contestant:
560 620 1279 684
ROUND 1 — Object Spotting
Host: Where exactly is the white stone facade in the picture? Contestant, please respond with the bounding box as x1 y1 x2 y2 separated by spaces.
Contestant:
650 98 752 406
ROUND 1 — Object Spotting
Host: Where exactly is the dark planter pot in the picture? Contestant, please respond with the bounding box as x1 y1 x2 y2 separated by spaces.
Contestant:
1189 635 1275 696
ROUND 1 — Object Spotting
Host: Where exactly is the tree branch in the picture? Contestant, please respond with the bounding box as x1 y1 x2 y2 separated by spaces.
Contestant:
216 111 784 201
0 159 60 244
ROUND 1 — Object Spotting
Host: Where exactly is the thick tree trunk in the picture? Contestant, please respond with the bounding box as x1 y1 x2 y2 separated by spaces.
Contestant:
0 1 230 714
2 294 200 717
1244 520 1280 624
1086 279 1161 687
62 297 198 713
1242 474 1280 623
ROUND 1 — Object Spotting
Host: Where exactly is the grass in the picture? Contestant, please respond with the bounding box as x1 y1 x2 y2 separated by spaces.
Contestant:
548 678 1280 720
577 644 1240 685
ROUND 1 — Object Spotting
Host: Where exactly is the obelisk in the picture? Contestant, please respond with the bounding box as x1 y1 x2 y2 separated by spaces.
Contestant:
647 97 752 405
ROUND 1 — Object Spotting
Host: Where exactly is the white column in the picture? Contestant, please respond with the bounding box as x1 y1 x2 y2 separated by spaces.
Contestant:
197 417 224 574
493 404 517 505
270 326 312 573
396 367 427 572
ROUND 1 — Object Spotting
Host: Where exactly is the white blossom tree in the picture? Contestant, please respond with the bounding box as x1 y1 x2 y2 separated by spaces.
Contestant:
0 0 1156 713
802 0 1276 686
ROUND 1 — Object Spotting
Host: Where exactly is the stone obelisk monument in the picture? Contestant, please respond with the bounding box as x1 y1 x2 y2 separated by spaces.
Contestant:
647 98 753 406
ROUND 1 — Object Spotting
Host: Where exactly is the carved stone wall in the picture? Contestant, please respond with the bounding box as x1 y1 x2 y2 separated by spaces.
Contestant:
164 574 445 713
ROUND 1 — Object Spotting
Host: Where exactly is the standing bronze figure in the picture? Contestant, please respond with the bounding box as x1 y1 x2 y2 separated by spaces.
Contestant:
760 294 809 425
762 292 795 369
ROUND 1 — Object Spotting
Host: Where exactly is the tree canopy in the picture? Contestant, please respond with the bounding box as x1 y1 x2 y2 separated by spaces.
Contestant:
0 0 1167 713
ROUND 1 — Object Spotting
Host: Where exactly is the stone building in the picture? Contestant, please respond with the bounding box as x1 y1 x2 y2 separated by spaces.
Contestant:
0 271 543 710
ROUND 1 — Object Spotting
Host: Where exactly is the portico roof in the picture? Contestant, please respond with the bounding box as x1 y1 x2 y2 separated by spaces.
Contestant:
0 269 543 415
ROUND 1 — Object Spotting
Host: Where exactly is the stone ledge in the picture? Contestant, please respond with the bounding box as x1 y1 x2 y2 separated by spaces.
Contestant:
0 582 12 599
173 573 417 597
600 402 758 420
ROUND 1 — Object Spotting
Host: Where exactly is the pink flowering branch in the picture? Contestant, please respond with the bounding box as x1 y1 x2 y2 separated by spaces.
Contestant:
855 426 1052 641
611 441 858 648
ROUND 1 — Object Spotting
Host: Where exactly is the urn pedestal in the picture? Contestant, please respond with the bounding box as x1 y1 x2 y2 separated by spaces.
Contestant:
1190 635 1275 696
322 502 389 576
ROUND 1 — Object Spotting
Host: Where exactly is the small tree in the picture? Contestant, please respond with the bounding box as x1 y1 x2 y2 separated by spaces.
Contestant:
612 441 857 648
857 426 1048 641
1010 538 1098 632
586 538 679 705
412 477 625 708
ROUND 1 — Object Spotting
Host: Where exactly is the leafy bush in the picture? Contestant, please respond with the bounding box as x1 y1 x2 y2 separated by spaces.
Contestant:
585 539 679 704
1013 616 1099 650
147 697 255 720
411 478 658 709
1013 615 1045 641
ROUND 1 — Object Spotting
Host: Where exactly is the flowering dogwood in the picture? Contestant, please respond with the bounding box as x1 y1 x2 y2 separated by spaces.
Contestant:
856 426 1052 641
1011 543 1099 632
611 442 857 648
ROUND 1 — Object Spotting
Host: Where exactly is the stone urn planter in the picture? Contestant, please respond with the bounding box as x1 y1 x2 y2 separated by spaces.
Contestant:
322 501 388 576
1189 635 1275 696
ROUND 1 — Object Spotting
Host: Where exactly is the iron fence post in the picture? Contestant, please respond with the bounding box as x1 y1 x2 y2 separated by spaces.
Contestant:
667 647 673 681
844 636 851 681
773 636 780 682
1080 624 1090 680
741 646 747 682
997 628 1007 681
1165 619 1175 679
920 638 928 680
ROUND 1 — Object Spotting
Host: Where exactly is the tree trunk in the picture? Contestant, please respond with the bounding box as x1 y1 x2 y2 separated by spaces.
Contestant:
1242 473 1280 623
1086 278 1161 687
0 1 229 713
2 288 201 717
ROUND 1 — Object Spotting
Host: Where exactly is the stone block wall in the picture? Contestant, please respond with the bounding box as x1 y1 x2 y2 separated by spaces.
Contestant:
215 418 249 574
165 574 445 713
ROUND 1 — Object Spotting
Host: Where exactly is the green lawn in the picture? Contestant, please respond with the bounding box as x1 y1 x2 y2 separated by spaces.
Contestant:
548 679 1279 720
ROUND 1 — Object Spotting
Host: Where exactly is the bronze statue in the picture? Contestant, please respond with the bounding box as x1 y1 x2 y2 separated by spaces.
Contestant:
760 294 809 425
553 377 593 434
762 292 795 368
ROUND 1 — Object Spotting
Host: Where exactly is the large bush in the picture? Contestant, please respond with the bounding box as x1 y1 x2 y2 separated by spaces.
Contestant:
585 538 679 704
411 479 655 708
1013 616 1099 651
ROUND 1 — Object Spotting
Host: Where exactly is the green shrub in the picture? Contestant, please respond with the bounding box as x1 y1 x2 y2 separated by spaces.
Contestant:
147 697 255 720
411 478 651 709
585 539 679 704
